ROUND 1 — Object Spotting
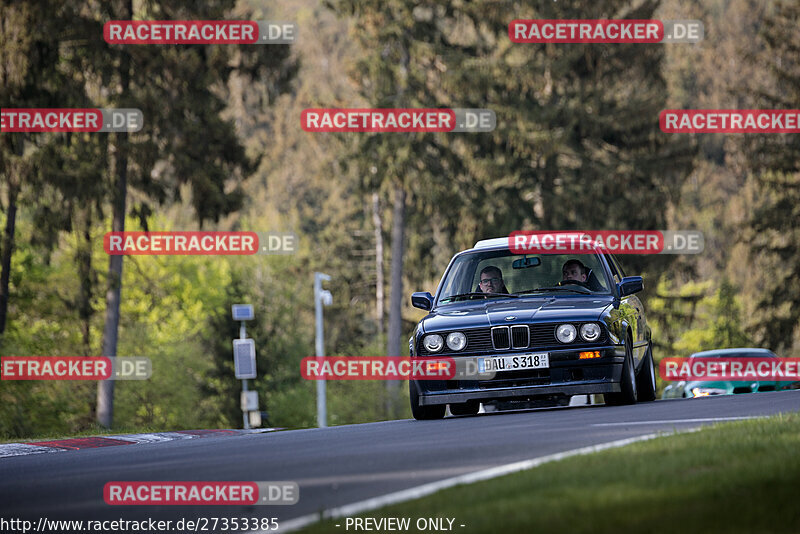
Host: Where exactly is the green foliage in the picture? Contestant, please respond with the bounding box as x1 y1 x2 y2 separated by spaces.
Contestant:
648 277 751 359
326 341 412 425
4 0 800 441
652 0 791 357
743 172 800 351
1 0 299 437
325 0 695 288
674 279 752 355
113 240 235 430
200 257 317 430
737 1 800 351
0 213 240 437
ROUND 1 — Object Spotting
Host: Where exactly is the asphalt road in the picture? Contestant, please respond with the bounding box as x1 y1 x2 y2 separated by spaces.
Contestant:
2 391 799 532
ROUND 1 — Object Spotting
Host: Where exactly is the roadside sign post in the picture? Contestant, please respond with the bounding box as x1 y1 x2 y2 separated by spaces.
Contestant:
232 304 257 429
314 273 332 428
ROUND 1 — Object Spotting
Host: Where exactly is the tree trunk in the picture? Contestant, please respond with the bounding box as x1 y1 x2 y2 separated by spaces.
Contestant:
0 175 19 336
0 135 23 336
372 192 384 334
385 184 406 418
77 207 93 355
97 0 132 428
97 133 128 428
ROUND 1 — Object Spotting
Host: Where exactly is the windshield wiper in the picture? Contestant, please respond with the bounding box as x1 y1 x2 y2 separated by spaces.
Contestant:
440 292 519 303
516 287 591 295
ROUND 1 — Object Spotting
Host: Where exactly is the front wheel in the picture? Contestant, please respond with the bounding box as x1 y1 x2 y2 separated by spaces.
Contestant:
605 338 638 406
409 381 445 420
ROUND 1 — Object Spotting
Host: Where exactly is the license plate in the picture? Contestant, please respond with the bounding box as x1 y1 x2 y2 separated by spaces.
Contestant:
478 353 549 373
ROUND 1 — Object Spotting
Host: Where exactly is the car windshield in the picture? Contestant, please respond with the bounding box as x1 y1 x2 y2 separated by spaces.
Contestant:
437 250 612 304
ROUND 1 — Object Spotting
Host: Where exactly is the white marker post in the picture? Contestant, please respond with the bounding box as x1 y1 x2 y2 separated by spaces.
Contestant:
314 273 332 428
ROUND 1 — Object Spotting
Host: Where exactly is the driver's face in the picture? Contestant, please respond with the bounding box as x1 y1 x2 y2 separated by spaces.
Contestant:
479 273 503 293
562 265 587 282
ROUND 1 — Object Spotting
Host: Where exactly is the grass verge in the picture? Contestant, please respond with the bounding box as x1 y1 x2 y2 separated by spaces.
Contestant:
300 412 800 533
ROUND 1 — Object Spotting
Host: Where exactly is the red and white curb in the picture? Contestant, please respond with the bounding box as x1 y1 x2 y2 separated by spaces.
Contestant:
0 428 278 458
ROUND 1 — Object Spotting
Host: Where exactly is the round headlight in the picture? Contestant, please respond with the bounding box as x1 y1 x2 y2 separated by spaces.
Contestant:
580 323 601 342
556 324 577 344
446 332 467 351
422 334 444 352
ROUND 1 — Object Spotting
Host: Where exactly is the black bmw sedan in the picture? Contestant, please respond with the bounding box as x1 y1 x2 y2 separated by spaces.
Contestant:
408 237 656 419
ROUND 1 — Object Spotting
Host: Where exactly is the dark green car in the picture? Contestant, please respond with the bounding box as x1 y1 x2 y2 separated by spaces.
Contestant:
661 348 797 398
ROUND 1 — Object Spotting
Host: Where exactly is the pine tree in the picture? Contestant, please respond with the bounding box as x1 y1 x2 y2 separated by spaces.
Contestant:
740 0 800 352
0 0 98 338
327 0 693 416
91 0 296 427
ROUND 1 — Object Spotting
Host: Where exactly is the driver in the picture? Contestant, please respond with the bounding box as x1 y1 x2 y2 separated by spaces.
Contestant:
561 259 588 284
478 266 509 294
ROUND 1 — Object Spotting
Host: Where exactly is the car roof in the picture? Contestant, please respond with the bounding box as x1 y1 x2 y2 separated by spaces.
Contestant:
473 237 510 249
471 236 609 254
690 348 776 357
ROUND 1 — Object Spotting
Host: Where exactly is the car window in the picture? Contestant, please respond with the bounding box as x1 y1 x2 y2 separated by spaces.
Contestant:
606 254 623 284
438 250 611 303
609 254 626 279
438 256 473 297
474 255 605 292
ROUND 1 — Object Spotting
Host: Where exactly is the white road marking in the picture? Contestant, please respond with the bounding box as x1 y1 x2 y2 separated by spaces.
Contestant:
291 465 497 486
256 431 676 534
592 416 761 426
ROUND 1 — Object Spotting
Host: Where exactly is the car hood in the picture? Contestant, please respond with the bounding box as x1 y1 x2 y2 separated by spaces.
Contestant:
422 296 614 333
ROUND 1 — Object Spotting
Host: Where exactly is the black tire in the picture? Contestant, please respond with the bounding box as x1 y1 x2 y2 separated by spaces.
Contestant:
637 342 657 402
449 401 480 416
605 337 638 406
409 381 445 420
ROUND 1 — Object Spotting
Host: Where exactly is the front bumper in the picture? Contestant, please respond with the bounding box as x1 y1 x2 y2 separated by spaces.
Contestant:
413 345 624 406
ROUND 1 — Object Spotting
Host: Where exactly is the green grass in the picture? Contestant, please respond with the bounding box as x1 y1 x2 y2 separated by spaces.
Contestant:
301 413 800 533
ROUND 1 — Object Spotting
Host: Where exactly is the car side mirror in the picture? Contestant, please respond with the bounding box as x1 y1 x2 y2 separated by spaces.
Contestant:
618 276 643 297
411 291 434 311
